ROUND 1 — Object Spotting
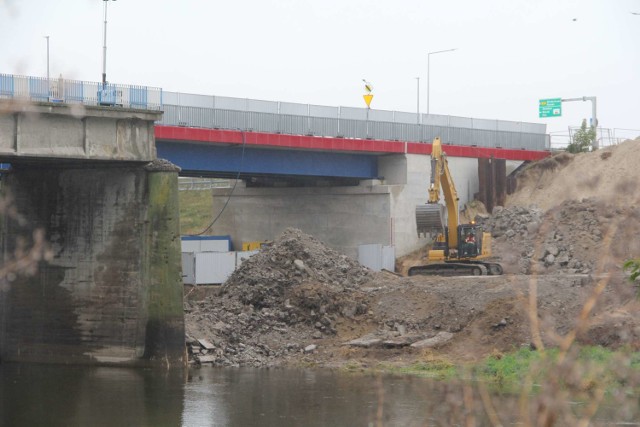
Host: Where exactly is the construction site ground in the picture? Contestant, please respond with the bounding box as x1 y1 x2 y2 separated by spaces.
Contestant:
184 138 640 369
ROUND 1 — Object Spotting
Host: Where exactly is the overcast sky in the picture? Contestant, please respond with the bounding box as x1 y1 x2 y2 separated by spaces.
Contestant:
1 0 639 141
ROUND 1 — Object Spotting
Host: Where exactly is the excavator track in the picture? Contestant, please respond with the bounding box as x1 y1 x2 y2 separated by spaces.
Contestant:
408 262 503 277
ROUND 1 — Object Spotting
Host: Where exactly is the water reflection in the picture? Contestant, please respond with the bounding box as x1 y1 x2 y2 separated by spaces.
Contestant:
0 364 637 427
0 364 185 427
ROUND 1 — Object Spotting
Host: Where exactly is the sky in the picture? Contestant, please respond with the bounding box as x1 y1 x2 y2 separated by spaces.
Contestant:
1 0 639 143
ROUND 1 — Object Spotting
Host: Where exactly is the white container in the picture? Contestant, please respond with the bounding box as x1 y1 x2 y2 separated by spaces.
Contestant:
236 250 259 267
358 244 395 272
195 252 236 284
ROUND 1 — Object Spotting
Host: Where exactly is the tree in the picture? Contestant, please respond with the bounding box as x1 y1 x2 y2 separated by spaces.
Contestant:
623 258 640 298
566 119 596 153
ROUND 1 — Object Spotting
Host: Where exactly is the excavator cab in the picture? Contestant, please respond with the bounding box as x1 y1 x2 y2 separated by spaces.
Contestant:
458 224 482 258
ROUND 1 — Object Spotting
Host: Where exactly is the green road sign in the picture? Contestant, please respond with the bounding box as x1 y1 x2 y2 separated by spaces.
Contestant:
539 98 562 118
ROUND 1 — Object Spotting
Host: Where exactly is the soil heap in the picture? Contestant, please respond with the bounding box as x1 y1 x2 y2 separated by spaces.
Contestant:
184 140 640 368
184 228 373 367
479 139 640 277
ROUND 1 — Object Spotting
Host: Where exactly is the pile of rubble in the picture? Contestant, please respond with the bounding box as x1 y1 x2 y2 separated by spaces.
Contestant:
184 228 373 367
478 199 606 275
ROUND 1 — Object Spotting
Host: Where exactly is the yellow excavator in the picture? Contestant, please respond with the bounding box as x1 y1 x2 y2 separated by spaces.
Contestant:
408 137 503 276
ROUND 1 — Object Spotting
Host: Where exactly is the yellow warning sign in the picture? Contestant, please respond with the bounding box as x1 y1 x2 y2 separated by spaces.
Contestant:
363 94 374 108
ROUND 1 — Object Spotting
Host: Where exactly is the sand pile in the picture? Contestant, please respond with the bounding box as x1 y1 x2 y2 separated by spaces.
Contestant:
493 139 640 275
507 139 640 211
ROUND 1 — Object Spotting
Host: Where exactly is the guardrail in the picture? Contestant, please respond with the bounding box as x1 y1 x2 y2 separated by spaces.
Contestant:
0 73 162 110
160 104 550 151
0 73 553 150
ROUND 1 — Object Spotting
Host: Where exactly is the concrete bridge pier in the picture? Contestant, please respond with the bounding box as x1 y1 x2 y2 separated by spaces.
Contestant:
0 162 184 366
0 102 185 367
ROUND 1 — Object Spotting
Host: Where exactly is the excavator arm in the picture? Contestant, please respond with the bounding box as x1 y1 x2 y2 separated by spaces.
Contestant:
411 137 503 276
416 138 460 249
428 138 460 249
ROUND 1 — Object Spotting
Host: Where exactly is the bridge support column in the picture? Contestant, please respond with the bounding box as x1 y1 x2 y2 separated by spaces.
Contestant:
0 161 184 367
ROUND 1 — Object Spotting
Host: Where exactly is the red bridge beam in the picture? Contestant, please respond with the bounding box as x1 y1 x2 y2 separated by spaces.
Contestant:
155 126 551 162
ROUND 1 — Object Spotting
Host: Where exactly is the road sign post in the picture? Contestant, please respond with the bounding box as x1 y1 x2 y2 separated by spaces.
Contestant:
539 98 562 118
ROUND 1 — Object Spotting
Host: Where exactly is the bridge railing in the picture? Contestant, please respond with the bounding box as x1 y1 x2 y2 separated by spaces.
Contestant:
0 73 162 110
160 104 550 150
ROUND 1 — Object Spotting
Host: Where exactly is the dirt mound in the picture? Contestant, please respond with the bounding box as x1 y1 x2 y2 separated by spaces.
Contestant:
184 228 373 367
222 228 372 307
183 138 640 368
507 139 640 211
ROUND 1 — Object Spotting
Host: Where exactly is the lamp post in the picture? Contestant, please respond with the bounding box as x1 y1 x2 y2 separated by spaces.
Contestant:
44 36 50 97
102 0 116 87
415 77 420 124
427 48 457 115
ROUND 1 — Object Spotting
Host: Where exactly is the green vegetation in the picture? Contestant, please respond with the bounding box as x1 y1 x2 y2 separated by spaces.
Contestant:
178 189 213 235
375 346 640 394
566 119 596 153
624 258 640 297
476 346 640 392
391 359 458 380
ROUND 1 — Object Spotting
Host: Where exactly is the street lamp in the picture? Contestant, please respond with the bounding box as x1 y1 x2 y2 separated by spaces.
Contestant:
415 77 420 124
427 48 457 115
44 36 50 97
102 0 116 87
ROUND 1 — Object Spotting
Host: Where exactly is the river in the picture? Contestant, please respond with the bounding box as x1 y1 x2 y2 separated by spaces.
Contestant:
0 364 637 426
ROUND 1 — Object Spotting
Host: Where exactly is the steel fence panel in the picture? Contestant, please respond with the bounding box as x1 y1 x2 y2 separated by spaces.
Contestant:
279 102 308 116
279 114 308 135
339 106 368 121
423 114 449 126
449 116 473 128
29 77 48 101
519 122 547 134
310 117 339 137
161 105 179 125
216 96 247 111
368 109 394 122
163 91 180 105
338 119 367 139
173 92 214 108
394 111 420 125
369 121 395 140
471 118 498 131
309 104 339 119
0 74 14 97
247 99 279 114
249 111 281 133
64 79 84 103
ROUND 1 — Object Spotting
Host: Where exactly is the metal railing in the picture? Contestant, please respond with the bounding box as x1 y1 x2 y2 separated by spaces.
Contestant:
178 178 231 191
0 73 554 150
0 73 162 110
160 91 550 151
550 127 639 151
160 104 550 151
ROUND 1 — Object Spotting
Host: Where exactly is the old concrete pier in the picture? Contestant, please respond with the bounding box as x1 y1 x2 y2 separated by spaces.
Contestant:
0 101 185 367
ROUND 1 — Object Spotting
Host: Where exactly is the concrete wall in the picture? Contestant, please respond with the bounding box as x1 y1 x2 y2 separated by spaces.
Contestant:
0 163 184 366
0 101 160 162
205 153 496 259
209 183 392 259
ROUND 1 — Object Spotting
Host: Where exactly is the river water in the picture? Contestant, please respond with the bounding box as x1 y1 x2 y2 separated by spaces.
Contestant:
0 364 637 426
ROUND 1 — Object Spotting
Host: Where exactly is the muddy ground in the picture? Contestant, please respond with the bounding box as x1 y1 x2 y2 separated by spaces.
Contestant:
185 139 640 368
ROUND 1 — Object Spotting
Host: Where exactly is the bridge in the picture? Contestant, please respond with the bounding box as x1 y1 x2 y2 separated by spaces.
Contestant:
155 89 549 181
1 73 549 182
0 73 551 367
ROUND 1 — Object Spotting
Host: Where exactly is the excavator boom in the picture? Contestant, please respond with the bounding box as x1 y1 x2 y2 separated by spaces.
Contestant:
412 137 502 276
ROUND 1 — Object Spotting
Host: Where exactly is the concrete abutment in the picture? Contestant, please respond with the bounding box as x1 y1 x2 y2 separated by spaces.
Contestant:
0 102 184 367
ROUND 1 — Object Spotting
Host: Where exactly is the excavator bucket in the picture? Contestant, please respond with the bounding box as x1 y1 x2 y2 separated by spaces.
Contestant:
415 203 446 237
